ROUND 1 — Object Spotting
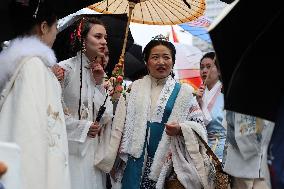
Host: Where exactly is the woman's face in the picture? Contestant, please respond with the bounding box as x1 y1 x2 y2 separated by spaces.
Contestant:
147 45 173 79
41 21 58 47
85 24 107 59
200 57 220 85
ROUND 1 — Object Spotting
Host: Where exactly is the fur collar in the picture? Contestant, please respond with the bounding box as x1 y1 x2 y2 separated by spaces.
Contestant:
0 36 57 91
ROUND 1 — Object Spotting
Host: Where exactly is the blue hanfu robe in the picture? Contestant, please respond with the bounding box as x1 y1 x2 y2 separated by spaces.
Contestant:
121 83 181 189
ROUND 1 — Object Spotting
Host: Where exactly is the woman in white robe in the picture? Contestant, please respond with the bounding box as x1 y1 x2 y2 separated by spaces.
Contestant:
57 17 113 189
0 1 70 189
196 52 226 161
222 111 274 189
95 37 215 189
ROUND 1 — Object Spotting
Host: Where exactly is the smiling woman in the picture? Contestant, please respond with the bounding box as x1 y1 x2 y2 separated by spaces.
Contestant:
95 36 215 189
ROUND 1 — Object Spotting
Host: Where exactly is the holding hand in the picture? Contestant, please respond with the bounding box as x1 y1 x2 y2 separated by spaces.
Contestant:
90 57 105 85
165 122 182 136
51 65 65 81
87 122 101 138
196 84 205 107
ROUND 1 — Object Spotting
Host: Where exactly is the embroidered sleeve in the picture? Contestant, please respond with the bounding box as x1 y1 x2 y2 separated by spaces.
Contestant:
186 97 206 127
64 111 93 143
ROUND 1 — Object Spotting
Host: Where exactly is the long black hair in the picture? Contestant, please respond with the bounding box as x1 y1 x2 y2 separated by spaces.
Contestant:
10 0 57 37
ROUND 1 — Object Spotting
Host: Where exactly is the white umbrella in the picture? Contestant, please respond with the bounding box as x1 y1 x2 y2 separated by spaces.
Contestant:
57 8 100 32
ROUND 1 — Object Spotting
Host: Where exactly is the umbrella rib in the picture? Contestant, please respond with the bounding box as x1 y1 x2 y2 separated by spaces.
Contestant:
139 3 145 24
166 0 200 20
148 0 166 24
90 1 105 12
164 0 193 22
190 0 206 15
112 0 125 13
155 0 181 24
190 0 206 10
123 2 129 15
93 0 120 13
145 1 164 24
170 0 205 19
167 0 191 11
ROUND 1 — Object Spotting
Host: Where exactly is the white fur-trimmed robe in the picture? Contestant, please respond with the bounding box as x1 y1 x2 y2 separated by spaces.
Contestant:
0 37 70 189
97 75 215 189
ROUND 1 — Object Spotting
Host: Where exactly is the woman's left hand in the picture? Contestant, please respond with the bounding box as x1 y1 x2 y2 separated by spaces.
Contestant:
165 122 182 136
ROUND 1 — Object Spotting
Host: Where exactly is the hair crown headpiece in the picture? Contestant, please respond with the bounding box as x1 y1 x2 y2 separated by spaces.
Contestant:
152 34 169 41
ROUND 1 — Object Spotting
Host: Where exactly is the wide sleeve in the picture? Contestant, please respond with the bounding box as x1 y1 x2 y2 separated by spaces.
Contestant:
176 94 213 189
185 95 207 133
94 94 127 173
59 60 93 143
63 110 93 143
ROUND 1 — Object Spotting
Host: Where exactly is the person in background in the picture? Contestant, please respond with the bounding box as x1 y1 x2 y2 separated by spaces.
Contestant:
196 52 226 160
223 111 274 189
0 1 70 189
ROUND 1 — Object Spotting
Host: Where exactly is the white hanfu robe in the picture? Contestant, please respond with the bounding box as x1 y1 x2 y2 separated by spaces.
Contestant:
0 37 70 189
59 52 113 189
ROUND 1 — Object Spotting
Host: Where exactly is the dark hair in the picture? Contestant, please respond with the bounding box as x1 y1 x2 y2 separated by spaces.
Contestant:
200 51 215 63
142 40 176 78
142 40 176 65
200 51 223 83
10 0 57 37
71 17 106 53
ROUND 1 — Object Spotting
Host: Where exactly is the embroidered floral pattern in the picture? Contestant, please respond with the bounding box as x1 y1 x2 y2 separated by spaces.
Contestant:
151 77 175 123
47 104 62 147
141 157 156 189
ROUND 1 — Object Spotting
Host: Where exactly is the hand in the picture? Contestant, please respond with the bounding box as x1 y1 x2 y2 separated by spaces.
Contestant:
87 122 101 138
90 57 105 84
0 161 8 177
196 84 205 107
165 122 182 136
51 65 65 81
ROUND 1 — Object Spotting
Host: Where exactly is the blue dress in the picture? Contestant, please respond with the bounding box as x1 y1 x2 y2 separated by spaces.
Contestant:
121 83 181 189
206 93 226 160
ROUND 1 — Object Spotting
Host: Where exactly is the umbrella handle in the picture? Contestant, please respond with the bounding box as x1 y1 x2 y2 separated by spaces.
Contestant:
120 2 136 59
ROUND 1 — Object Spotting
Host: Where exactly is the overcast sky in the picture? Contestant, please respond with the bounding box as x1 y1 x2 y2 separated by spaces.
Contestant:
130 23 193 49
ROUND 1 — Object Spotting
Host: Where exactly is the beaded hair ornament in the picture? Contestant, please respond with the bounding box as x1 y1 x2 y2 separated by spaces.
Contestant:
151 34 169 41
70 17 86 53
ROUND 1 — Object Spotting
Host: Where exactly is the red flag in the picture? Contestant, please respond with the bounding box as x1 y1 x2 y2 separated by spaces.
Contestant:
171 26 179 43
